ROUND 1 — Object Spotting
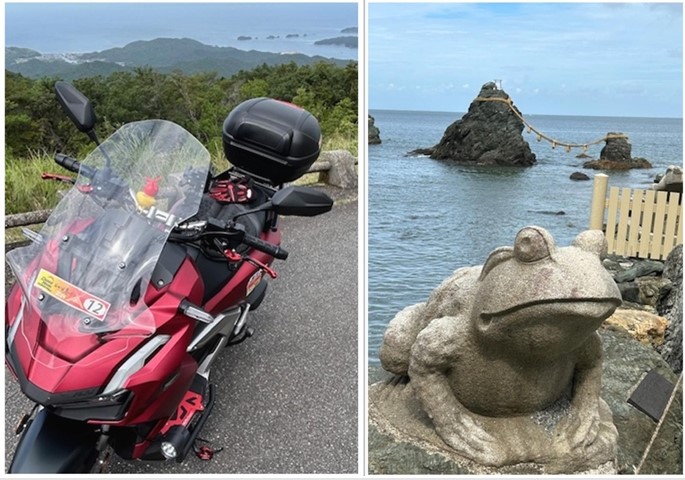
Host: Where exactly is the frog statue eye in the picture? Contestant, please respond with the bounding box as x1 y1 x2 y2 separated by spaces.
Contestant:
514 226 555 263
572 230 607 258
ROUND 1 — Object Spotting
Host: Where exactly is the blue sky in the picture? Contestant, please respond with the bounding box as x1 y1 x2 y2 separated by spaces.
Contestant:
369 3 683 118
4 3 358 59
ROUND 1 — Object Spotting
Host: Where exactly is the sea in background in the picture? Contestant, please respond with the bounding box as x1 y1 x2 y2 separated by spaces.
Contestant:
368 109 683 363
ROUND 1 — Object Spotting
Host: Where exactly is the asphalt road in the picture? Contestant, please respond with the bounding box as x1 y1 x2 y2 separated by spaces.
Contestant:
4 186 358 474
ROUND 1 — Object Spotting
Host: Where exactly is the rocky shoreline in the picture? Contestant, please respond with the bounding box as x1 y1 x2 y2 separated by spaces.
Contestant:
602 245 682 373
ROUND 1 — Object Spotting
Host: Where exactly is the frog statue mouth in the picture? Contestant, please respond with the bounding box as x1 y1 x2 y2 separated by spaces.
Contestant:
479 296 623 325
475 296 622 356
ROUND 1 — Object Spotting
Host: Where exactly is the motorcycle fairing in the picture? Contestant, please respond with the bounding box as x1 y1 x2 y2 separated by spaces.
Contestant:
6 120 210 395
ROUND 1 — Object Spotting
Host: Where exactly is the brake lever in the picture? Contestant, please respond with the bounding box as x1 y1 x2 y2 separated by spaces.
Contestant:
243 257 278 279
41 173 76 184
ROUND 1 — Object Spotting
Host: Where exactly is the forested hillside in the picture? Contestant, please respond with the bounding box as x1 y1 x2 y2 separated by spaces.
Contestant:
6 60 358 159
5 38 351 81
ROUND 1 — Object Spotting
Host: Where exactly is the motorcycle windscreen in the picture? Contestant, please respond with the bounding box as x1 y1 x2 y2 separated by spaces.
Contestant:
7 120 210 362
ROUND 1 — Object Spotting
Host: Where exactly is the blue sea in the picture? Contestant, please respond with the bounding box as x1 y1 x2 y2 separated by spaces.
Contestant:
367 109 683 363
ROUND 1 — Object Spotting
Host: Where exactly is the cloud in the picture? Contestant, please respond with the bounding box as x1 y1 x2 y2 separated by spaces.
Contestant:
369 3 682 116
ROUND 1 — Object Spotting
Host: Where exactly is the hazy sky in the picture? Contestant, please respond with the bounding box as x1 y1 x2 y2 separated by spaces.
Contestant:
4 2 358 59
369 3 683 118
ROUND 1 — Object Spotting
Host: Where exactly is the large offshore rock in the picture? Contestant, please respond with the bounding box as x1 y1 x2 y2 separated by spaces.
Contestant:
428 82 536 166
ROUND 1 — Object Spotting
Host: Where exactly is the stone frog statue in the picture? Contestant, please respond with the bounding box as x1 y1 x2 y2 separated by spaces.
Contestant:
378 226 622 472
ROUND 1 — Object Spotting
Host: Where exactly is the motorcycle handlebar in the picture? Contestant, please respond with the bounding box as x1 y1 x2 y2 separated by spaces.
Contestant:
54 153 95 178
242 233 289 260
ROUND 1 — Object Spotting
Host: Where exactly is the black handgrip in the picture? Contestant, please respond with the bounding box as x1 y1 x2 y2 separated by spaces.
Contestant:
54 153 95 178
242 233 289 260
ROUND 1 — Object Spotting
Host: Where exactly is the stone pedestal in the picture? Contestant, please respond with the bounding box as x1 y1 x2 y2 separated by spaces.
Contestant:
369 376 617 474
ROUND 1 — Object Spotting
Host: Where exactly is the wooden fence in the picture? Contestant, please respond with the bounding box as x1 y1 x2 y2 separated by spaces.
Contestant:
589 174 682 260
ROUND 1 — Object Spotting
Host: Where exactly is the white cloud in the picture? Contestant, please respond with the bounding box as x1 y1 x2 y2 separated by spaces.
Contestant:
369 3 682 116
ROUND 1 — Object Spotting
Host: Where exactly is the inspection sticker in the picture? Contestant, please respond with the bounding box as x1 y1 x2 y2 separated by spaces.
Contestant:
34 268 111 321
246 270 263 297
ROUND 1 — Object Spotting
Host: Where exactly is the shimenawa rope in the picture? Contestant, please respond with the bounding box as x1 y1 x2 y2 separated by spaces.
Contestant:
475 96 628 154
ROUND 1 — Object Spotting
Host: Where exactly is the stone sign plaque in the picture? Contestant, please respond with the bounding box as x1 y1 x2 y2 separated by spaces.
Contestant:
628 369 675 422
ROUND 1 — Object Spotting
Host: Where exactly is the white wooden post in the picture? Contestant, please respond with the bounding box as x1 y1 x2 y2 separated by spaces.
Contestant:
589 174 609 230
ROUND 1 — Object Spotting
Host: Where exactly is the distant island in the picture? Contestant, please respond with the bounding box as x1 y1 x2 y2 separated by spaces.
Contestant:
5 37 353 81
341 27 358 34
237 36 252 41
314 36 358 49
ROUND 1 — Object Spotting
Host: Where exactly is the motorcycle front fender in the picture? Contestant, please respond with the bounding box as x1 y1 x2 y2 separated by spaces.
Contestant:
9 409 99 473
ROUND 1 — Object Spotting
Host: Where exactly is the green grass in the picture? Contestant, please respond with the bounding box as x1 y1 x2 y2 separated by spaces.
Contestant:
322 133 358 155
5 151 68 215
6 134 356 218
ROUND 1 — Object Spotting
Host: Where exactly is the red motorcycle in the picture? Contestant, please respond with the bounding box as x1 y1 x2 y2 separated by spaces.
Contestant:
5 82 332 472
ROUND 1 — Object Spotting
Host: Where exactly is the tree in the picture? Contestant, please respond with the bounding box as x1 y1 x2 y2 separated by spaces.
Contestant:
5 60 358 156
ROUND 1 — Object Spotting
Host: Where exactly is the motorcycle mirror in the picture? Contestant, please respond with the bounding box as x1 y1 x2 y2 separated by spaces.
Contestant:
271 186 333 217
54 81 100 144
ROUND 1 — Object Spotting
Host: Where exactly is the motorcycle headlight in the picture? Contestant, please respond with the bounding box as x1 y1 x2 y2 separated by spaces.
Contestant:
50 389 133 422
53 334 171 421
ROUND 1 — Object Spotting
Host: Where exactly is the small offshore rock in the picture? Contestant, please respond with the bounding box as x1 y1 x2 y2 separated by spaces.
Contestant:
407 147 434 157
600 132 632 162
528 209 565 216
369 115 381 145
582 133 653 170
570 171 590 181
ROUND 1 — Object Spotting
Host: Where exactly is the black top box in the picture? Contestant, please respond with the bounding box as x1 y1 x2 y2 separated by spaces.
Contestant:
222 98 321 185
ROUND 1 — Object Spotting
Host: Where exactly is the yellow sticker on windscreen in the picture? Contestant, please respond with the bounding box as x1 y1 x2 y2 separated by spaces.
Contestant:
34 268 111 321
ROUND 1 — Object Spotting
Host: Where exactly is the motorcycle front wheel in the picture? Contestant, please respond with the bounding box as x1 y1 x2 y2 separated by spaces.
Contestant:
9 409 100 473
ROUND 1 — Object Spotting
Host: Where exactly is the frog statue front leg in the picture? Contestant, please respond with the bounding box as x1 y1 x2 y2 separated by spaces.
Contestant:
408 315 513 466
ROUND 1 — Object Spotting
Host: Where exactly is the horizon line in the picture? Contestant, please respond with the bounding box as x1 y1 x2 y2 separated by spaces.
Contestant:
369 107 684 122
